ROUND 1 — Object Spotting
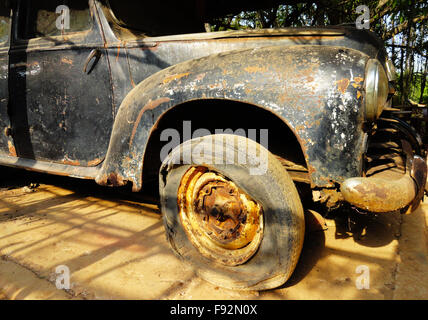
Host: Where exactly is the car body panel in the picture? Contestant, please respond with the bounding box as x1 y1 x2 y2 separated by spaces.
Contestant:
7 0 114 166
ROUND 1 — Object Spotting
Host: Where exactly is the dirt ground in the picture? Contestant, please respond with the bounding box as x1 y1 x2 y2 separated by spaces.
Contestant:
0 166 427 300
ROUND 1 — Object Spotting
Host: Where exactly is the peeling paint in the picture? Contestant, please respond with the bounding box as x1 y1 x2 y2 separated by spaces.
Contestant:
61 58 73 65
129 97 171 147
244 66 267 73
7 141 16 157
87 158 103 167
162 72 190 84
336 78 350 94
62 157 81 166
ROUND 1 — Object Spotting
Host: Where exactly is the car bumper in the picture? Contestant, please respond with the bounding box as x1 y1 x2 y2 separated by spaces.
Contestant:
341 155 427 213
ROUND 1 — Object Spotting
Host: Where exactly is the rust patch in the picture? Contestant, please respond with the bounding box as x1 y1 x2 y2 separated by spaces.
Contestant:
336 78 350 94
295 124 305 132
61 58 73 65
129 97 171 147
353 77 364 83
196 72 207 81
106 172 126 186
97 172 127 187
162 72 190 84
87 158 103 167
116 46 121 61
315 188 344 208
116 42 126 62
62 157 81 166
357 90 362 99
354 183 387 199
7 141 16 157
244 66 267 73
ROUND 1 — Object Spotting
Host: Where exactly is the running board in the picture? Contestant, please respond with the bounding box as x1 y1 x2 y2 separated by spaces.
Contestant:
0 154 99 180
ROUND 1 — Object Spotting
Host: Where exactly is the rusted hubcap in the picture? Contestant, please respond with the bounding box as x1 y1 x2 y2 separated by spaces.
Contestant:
178 167 264 266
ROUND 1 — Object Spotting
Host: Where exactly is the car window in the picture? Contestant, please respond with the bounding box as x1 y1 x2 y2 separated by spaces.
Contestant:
0 3 10 44
106 1 205 37
19 0 91 39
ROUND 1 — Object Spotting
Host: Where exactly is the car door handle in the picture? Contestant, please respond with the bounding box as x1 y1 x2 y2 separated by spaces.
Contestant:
83 49 102 74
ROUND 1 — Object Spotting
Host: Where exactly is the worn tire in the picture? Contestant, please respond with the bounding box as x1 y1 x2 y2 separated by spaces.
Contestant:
159 134 305 290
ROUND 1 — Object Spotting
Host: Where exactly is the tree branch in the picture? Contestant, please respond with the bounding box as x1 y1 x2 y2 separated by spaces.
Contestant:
383 13 428 40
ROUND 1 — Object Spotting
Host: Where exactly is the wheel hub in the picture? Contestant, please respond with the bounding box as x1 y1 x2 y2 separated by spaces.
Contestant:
178 167 264 266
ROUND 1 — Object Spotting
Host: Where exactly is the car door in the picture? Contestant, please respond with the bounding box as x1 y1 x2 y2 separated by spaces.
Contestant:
9 0 113 167
0 1 12 156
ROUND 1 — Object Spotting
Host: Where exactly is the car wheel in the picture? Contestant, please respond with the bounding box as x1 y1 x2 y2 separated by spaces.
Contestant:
159 134 305 290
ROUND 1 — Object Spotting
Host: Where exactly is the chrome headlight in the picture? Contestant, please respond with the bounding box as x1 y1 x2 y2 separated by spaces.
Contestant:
365 59 389 121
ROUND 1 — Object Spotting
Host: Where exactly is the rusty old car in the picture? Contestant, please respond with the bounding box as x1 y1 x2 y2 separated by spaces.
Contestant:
0 0 426 290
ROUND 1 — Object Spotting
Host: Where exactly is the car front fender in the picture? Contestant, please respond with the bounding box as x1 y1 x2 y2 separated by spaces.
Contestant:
96 44 369 191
